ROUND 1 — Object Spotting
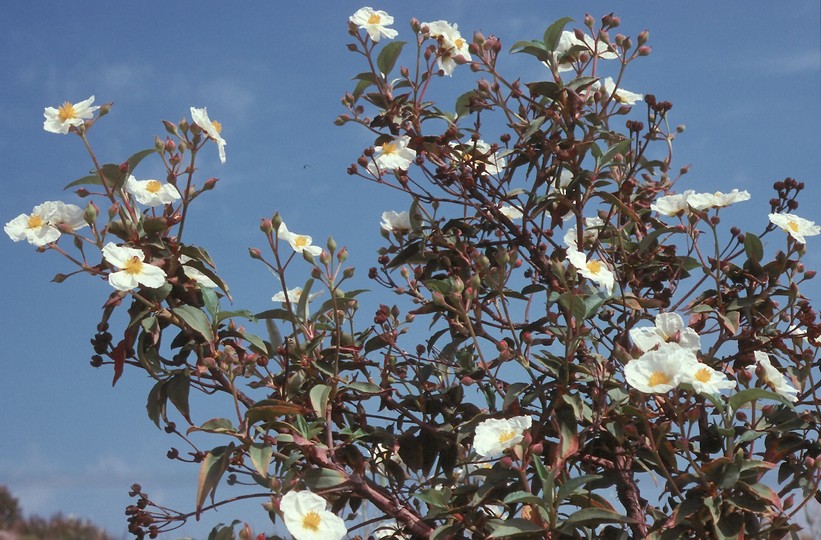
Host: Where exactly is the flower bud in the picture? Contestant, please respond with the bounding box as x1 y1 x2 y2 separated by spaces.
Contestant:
302 250 315 264
108 202 119 219
637 45 652 56
338 247 349 263
327 236 337 253
584 14 595 28
248 247 262 259
162 120 178 135
202 177 218 191
98 102 112 117
154 135 164 151
271 212 283 232
637 30 649 46
343 267 355 279
178 117 189 132
259 218 273 234
164 138 176 153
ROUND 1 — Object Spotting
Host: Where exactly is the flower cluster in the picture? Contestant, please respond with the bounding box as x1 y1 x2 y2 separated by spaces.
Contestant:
424 20 472 76
625 313 736 396
651 188 751 216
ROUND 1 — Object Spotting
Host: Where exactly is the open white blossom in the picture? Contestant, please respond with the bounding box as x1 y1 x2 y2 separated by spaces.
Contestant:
624 343 690 393
600 77 643 105
424 20 471 76
272 286 322 305
768 213 820 244
102 242 167 291
651 190 694 217
349 7 398 42
686 189 750 211
280 490 347 540
5 201 87 246
629 312 701 352
178 255 218 288
277 222 323 257
546 31 617 72
680 361 737 396
563 217 605 250
754 351 799 403
43 96 99 134
450 139 505 175
369 136 416 173
499 205 523 220
190 107 227 164
566 247 615 294
380 210 412 233
473 415 532 458
126 175 181 207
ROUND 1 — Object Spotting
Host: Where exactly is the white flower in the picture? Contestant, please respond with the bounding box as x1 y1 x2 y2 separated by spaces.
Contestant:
280 490 347 540
277 222 323 257
449 139 505 175
499 205 523 220
547 31 617 72
686 189 750 211
43 96 99 134
768 213 820 244
178 255 218 288
102 242 167 291
380 210 412 233
754 351 799 403
680 361 737 396
125 175 181 207
369 136 416 173
563 217 604 250
424 20 471 76
629 312 701 353
5 201 87 246
600 77 643 105
651 190 694 217
473 415 532 458
190 107 227 164
272 286 322 305
349 7 398 42
624 343 689 393
566 247 615 294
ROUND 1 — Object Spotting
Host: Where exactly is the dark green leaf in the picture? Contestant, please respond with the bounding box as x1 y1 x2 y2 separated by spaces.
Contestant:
146 380 167 428
729 388 794 411
489 518 545 538
172 305 214 341
377 41 406 76
166 371 191 421
248 443 273 478
543 17 575 52
744 233 764 264
310 384 332 416
559 508 631 530
196 444 235 516
303 468 349 490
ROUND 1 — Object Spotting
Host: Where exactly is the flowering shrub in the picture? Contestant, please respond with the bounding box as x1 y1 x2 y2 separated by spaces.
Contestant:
6 9 821 540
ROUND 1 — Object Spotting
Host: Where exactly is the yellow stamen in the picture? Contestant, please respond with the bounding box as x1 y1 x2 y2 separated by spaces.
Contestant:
587 259 602 274
694 367 712 383
455 38 465 49
367 13 381 24
211 120 222 133
58 101 77 122
294 236 309 248
497 430 516 444
648 371 670 387
124 256 143 275
27 215 44 229
302 511 322 531
146 180 162 193
381 141 398 155
788 220 800 232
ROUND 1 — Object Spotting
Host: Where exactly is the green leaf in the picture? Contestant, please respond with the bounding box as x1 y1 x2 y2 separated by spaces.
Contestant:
146 380 167 428
455 90 477 118
189 418 236 435
503 491 547 506
489 518 545 538
556 474 603 502
527 81 560 101
377 41 406 76
543 17 574 52
597 139 631 168
172 305 214 341
729 388 794 412
310 384 332 416
196 444 234 517
559 508 631 530
509 41 551 63
303 468 349 490
297 278 314 321
245 399 307 425
744 233 764 264
348 381 383 394
166 371 191 421
248 443 273 478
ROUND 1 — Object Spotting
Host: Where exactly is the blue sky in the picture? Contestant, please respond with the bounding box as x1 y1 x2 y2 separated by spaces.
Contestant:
1 2 819 537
